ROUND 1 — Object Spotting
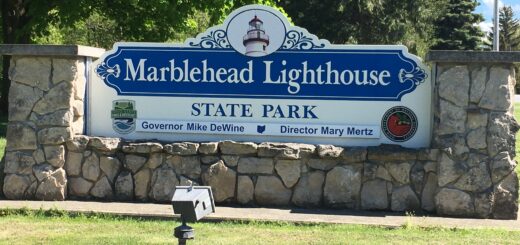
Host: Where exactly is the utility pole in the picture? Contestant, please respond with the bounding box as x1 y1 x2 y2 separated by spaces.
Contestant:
493 0 499 51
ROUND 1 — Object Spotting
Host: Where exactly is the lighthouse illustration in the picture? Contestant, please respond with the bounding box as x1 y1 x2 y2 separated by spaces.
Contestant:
243 15 270 57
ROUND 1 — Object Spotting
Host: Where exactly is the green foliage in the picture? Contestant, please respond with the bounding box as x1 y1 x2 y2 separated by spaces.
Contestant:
487 6 520 51
485 6 520 92
431 0 484 50
278 0 446 57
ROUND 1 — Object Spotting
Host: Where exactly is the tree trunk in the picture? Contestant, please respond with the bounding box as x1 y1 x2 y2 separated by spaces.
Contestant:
1 0 31 115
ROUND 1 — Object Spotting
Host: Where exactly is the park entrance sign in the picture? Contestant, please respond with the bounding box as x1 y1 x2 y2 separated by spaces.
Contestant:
89 4 431 147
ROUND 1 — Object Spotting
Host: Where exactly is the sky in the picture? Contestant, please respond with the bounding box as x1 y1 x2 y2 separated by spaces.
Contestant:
476 0 520 33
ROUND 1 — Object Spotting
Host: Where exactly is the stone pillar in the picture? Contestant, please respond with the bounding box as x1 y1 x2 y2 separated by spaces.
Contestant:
0 45 104 200
427 51 520 219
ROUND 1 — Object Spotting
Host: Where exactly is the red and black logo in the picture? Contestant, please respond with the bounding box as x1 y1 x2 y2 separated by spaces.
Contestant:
381 106 418 142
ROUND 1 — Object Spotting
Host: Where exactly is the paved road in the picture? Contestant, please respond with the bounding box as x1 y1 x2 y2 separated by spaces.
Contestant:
0 200 519 230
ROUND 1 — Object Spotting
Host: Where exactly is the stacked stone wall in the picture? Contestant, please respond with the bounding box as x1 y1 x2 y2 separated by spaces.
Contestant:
432 64 518 219
1 48 519 220
62 139 439 213
3 56 85 201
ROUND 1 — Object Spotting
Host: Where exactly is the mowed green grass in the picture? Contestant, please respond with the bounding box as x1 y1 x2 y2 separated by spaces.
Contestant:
0 209 519 245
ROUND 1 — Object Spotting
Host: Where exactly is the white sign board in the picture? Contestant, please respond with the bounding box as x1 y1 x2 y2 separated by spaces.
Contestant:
88 4 432 148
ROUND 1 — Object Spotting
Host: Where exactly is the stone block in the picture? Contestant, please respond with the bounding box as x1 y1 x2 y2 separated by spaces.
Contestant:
438 65 469 107
165 142 199 155
8 82 44 121
255 176 292 206
65 151 83 176
10 57 52 91
453 162 492 192
487 113 518 157
33 82 73 115
202 160 236 202
361 179 388 210
33 163 53 182
4 151 36 175
44 145 65 168
82 152 100 181
410 162 425 194
38 127 73 145
466 112 487 130
435 188 474 217
134 168 151 201
68 177 93 196
437 99 466 135
91 176 114 199
166 156 201 179
31 109 73 127
66 135 89 152
145 153 164 169
317 145 343 158
124 154 147 174
221 155 239 167
88 137 121 152
391 185 420 212
474 191 493 218
385 162 412 185
375 166 392 181
292 171 325 207
479 67 513 111
466 127 487 149
237 157 273 174
3 174 32 199
421 173 438 212
6 123 37 150
275 160 301 188
122 142 163 154
470 66 487 103
424 161 437 173
493 187 518 220
219 141 258 155
308 158 338 171
35 168 67 201
491 152 516 184
100 156 121 183
258 143 300 160
52 58 79 84
73 100 84 117
438 152 465 187
237 175 254 204
367 145 417 161
74 62 87 100
201 156 220 165
150 168 179 202
199 142 219 154
341 147 367 163
115 171 134 200
324 165 362 208
33 149 46 164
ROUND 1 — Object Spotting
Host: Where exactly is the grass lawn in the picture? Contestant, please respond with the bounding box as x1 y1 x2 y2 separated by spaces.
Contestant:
0 209 519 245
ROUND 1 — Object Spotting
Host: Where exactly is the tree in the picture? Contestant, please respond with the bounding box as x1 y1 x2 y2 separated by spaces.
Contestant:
0 0 276 114
487 6 520 51
486 6 520 93
278 0 447 56
431 0 484 50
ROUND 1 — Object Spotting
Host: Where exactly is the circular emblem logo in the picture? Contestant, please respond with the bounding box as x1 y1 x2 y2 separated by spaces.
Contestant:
381 106 418 142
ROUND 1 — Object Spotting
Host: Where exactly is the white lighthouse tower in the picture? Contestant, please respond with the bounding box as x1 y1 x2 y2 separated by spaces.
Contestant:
243 15 270 57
